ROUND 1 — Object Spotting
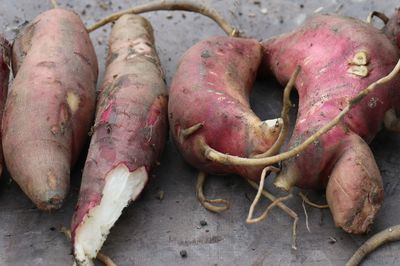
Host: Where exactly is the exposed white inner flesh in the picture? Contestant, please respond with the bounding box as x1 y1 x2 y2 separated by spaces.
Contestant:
74 164 148 266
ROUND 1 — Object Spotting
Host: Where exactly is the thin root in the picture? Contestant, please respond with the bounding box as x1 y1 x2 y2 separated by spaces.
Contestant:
302 198 311 233
366 11 389 25
181 123 203 139
60 226 117 266
49 0 58 8
298 192 328 209
346 224 400 266
196 171 229 213
204 59 400 167
254 66 300 158
247 178 298 250
87 0 238 36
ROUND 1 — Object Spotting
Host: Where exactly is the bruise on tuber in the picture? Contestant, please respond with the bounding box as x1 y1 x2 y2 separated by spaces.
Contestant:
0 37 10 178
168 36 282 181
71 15 168 266
262 14 400 233
3 9 98 210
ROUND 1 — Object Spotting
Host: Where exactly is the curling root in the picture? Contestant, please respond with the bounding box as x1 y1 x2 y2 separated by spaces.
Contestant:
346 224 400 266
87 0 239 36
366 11 389 25
247 178 299 250
180 123 203 139
61 226 117 266
247 166 293 224
298 192 329 209
196 171 229 213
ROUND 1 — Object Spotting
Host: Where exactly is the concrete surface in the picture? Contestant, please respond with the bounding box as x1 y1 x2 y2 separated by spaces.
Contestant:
0 0 400 265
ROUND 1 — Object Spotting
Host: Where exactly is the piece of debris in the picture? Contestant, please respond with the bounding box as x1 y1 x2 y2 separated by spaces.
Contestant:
314 7 324 13
180 250 188 258
200 220 208 227
260 8 268 14
328 236 337 244
156 190 164 201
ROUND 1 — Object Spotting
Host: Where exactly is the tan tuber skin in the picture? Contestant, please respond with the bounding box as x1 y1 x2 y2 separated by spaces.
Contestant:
3 9 98 210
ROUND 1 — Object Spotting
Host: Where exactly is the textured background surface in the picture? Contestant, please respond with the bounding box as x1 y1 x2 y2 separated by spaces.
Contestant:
0 0 399 265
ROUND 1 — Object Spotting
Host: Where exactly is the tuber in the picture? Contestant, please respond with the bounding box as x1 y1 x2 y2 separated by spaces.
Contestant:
262 14 400 233
0 36 10 177
169 36 282 181
2 9 98 210
71 15 168 266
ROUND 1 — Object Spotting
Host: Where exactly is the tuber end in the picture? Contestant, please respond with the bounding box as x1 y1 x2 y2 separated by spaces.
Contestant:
73 165 148 266
326 136 383 234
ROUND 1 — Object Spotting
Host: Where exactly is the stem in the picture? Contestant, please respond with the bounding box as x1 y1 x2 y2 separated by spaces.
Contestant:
298 192 329 209
247 178 299 250
87 0 238 36
204 58 400 167
195 171 230 213
346 225 400 266
60 226 117 266
253 66 300 158
366 11 389 24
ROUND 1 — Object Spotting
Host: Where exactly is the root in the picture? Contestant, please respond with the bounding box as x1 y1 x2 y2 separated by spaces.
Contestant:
301 199 311 233
247 178 298 250
204 59 400 167
60 226 117 266
246 167 296 248
196 171 229 213
87 0 238 36
366 11 389 25
180 123 203 139
298 192 328 209
49 0 58 8
346 224 400 266
254 66 300 158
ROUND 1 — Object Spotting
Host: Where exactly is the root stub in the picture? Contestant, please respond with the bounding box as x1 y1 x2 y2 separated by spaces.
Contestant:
196 171 230 213
346 224 400 266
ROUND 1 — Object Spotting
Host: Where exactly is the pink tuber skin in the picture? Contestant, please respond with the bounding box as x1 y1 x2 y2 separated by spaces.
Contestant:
169 36 282 181
262 14 400 233
0 37 10 177
71 15 168 265
2 9 98 210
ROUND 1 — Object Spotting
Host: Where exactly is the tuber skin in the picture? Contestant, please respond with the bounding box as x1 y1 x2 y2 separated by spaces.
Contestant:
0 36 10 177
71 15 168 266
2 9 98 210
169 36 282 180
262 14 400 233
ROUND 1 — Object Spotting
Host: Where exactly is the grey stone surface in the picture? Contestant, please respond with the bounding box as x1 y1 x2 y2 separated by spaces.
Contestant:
0 0 399 265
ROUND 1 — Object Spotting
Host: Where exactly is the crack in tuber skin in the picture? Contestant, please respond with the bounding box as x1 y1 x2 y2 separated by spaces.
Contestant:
169 36 282 180
263 14 400 233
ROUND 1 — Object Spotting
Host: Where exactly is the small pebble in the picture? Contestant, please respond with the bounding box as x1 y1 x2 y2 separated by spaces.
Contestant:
200 220 207 226
180 250 187 258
